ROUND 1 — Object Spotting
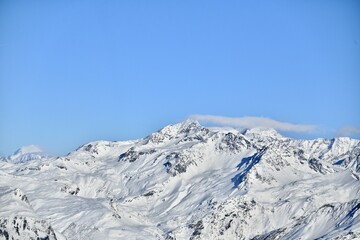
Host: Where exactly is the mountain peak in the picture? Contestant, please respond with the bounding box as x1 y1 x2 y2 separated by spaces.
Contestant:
145 119 203 144
178 119 201 130
159 119 201 135
13 145 44 155
8 145 49 163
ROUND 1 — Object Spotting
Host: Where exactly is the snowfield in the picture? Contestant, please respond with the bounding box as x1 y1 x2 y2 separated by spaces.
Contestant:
1 120 360 240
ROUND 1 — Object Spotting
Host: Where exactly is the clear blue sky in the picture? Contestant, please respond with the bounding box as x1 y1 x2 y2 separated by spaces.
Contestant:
1 0 359 156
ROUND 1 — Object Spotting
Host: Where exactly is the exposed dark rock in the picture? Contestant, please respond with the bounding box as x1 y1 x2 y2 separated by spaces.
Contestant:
189 220 204 239
216 132 252 153
61 185 80 195
0 217 58 240
250 227 287 240
143 191 155 197
308 158 331 174
163 152 196 176
56 165 67 170
118 148 156 162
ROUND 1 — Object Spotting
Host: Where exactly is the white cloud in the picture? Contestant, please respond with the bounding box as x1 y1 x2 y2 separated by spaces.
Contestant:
336 126 360 136
189 114 317 132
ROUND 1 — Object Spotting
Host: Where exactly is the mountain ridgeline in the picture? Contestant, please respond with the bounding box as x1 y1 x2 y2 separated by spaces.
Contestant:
1 120 359 239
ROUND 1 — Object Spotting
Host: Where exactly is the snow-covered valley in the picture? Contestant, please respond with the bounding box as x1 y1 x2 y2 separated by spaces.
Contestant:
1 120 359 240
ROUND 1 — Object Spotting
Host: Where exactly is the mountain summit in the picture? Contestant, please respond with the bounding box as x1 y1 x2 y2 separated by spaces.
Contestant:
0 120 359 239
13 145 44 155
5 145 49 163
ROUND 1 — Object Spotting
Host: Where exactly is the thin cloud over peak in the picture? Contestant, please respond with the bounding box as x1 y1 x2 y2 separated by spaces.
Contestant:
190 115 317 133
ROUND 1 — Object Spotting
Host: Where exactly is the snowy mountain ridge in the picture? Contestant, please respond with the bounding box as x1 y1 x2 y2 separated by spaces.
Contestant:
1 120 360 240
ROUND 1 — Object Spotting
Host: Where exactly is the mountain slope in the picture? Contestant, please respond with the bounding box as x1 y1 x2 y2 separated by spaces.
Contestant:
1 120 359 240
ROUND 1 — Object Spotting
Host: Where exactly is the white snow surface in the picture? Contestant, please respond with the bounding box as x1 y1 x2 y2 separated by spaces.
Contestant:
1 120 360 240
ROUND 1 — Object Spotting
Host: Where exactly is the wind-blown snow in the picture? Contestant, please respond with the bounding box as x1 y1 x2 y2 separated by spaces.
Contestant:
0 120 359 239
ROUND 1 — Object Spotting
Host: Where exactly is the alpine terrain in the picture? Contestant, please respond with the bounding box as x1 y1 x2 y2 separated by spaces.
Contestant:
1 120 359 240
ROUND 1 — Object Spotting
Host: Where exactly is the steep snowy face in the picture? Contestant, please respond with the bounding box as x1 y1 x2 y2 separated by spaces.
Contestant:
1 120 360 240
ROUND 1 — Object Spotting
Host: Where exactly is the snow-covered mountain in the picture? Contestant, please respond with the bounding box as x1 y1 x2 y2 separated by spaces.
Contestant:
1 120 359 240
3 145 51 164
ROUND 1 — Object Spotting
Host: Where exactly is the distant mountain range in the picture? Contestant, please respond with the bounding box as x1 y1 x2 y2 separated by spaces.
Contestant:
1 120 359 239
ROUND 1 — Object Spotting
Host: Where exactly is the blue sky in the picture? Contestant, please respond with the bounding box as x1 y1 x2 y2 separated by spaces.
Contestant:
1 0 359 156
